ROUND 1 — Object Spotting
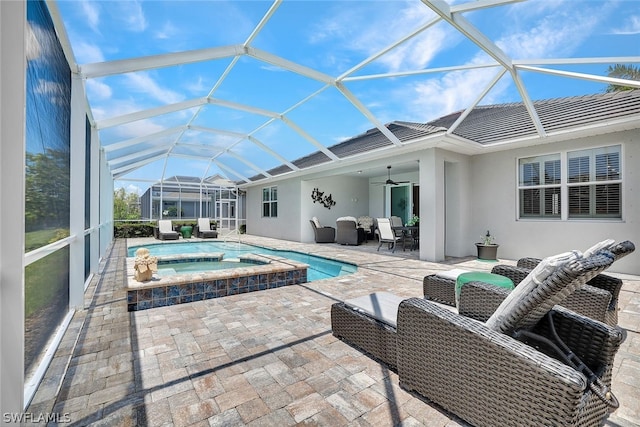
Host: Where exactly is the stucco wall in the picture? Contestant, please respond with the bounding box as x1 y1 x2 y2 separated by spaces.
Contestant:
246 174 370 243
468 131 640 275
246 179 302 241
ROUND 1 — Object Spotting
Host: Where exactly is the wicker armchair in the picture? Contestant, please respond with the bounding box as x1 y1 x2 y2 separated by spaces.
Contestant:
309 219 335 243
336 217 365 245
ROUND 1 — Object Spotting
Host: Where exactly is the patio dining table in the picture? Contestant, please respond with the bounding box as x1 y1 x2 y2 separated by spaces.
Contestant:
392 226 419 251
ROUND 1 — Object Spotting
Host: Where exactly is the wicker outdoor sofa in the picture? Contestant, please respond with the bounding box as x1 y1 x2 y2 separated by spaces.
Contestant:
331 241 635 427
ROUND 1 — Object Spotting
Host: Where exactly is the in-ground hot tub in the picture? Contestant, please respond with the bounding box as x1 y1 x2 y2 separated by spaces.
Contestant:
126 252 308 311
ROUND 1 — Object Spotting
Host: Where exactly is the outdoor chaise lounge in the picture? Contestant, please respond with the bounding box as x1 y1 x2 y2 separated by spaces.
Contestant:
156 219 179 240
309 217 335 243
332 241 630 427
424 240 635 325
196 218 218 238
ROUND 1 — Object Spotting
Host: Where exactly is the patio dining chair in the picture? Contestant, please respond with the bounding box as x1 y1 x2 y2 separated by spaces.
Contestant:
375 218 402 252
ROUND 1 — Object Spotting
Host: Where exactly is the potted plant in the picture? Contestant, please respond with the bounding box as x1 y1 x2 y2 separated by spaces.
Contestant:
406 215 420 226
476 230 499 260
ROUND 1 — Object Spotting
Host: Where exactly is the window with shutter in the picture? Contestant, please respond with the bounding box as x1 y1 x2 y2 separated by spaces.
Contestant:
567 146 621 219
518 154 561 218
517 145 622 220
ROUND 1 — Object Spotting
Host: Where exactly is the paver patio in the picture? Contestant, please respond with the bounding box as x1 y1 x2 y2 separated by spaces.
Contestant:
27 235 640 426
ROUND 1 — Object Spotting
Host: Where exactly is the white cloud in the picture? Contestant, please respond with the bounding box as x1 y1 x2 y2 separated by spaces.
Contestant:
309 2 444 73
86 79 112 100
124 73 184 104
80 0 100 33
119 0 147 33
75 41 105 64
611 15 640 35
184 76 208 95
497 8 601 59
381 0 617 122
155 21 178 40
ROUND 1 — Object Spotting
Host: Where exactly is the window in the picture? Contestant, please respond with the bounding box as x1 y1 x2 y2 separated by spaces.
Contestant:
518 154 561 218
568 146 621 219
518 145 622 220
262 186 278 217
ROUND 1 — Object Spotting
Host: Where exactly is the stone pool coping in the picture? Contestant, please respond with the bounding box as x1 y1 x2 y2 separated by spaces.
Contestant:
126 252 309 311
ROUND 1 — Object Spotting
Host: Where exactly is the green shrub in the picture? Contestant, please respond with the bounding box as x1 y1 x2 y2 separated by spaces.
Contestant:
114 222 155 238
239 224 246 234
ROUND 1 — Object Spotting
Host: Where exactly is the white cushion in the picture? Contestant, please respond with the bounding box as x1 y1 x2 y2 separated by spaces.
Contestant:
485 250 581 332
583 239 615 258
344 292 404 328
358 216 374 228
436 268 470 281
336 216 357 223
158 220 174 233
197 218 210 230
312 216 321 228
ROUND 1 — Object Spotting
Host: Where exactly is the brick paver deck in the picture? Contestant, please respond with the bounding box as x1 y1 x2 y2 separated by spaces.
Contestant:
27 236 640 426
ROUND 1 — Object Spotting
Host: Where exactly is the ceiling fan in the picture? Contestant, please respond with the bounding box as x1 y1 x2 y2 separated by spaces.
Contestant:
372 165 410 186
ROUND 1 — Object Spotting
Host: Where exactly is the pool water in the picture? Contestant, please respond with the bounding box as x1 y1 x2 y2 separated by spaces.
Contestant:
156 260 258 276
128 241 357 281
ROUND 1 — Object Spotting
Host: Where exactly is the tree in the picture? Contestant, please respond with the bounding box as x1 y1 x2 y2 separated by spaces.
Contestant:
113 188 141 220
605 64 640 92
25 149 70 231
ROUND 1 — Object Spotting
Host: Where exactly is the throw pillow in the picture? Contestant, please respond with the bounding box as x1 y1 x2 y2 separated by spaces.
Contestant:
485 250 581 333
312 217 321 228
583 239 615 258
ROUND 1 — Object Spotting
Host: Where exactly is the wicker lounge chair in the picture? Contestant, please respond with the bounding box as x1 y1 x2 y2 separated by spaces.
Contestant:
333 246 626 427
424 241 634 326
195 218 218 238
157 220 179 240
492 241 633 326
309 217 335 243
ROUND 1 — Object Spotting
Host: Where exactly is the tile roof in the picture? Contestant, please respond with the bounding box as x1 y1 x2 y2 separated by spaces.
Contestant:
434 89 640 143
249 90 640 182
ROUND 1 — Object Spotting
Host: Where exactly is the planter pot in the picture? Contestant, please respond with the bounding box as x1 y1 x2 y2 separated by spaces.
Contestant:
476 243 499 261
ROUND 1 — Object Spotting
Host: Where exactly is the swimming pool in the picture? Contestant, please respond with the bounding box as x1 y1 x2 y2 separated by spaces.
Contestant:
128 241 357 282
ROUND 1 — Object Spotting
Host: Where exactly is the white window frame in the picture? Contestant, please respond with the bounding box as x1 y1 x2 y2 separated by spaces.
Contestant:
262 186 278 218
517 144 623 221
517 153 562 219
567 145 622 220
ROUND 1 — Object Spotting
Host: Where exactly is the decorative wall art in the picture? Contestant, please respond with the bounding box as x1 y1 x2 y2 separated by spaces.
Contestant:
311 188 336 209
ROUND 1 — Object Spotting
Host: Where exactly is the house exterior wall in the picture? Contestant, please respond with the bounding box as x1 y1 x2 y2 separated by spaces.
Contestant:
244 130 639 275
246 175 371 243
247 179 303 241
301 175 370 243
468 130 639 275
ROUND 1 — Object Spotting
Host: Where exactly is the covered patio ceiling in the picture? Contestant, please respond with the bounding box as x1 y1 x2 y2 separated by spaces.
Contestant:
51 0 640 191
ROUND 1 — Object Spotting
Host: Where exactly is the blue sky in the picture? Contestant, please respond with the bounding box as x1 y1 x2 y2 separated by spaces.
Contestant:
56 0 640 194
